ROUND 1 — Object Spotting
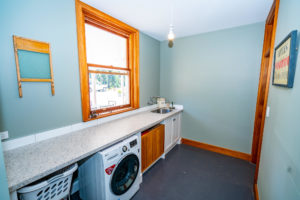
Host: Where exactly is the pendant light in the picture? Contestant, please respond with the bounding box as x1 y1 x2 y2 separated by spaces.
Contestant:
168 25 175 48
168 1 175 48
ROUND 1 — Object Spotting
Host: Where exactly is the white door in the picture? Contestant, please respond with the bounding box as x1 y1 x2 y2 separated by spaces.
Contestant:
163 118 173 151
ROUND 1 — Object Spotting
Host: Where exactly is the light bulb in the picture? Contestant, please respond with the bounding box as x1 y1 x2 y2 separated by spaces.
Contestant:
168 30 175 41
167 25 175 48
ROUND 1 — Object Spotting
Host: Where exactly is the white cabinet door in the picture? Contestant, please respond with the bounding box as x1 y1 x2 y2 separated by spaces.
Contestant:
177 113 182 141
163 117 173 152
163 112 182 153
172 115 179 143
172 114 180 143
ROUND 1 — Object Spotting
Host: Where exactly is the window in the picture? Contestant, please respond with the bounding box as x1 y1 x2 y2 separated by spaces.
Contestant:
76 1 139 121
85 24 130 111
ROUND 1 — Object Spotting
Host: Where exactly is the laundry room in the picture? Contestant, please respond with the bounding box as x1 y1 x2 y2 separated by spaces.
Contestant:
0 0 300 200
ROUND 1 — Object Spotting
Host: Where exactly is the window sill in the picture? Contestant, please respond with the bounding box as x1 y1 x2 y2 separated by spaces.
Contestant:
86 107 138 121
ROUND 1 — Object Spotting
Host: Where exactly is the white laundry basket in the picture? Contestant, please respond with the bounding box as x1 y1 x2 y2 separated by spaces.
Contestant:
18 163 78 200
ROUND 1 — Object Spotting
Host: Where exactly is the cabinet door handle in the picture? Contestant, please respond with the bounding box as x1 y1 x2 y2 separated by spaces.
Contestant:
173 118 176 121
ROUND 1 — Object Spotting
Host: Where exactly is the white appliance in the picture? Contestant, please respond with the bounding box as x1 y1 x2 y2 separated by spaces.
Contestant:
79 133 141 200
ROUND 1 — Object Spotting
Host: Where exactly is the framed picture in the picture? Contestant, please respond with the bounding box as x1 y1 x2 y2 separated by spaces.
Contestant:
272 30 298 88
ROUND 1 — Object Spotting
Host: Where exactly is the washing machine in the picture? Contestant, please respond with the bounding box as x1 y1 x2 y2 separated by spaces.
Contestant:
79 133 141 200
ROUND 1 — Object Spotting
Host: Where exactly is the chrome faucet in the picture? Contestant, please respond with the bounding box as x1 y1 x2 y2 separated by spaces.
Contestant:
170 101 175 109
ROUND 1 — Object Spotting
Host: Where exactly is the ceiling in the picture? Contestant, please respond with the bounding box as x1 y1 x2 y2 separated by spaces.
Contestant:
81 0 273 41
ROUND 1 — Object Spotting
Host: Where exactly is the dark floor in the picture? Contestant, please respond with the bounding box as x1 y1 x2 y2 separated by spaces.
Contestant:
72 144 255 200
132 144 255 200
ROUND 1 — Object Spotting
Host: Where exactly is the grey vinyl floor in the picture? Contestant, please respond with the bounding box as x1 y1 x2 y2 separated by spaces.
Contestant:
132 144 255 200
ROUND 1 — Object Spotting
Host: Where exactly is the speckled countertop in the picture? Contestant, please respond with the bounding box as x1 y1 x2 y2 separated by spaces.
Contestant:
4 108 183 192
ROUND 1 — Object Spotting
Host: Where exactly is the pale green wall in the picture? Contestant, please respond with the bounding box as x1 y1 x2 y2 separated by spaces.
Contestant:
0 142 9 200
160 22 265 154
257 0 300 199
0 1 160 140
0 0 82 139
139 33 160 106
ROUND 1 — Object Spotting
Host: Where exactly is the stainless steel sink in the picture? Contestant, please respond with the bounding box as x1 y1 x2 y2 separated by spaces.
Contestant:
151 108 173 114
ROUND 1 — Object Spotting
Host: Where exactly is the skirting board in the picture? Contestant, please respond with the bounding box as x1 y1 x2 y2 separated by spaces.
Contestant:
181 138 251 162
254 184 259 200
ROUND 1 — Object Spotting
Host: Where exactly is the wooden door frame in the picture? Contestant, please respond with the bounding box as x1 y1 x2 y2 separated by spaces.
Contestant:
251 0 280 185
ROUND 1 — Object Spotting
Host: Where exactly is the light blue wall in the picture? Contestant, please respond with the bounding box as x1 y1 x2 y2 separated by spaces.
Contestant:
139 33 160 106
0 0 82 139
257 0 300 199
160 22 265 153
0 142 9 200
0 1 160 140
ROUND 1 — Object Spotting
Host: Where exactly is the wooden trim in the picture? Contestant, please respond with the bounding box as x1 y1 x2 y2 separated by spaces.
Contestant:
130 32 140 109
79 1 138 33
251 24 273 163
13 36 22 97
89 107 137 120
85 19 130 39
254 184 260 200
252 0 280 184
75 0 139 121
13 36 50 53
48 45 55 95
93 104 131 113
88 70 128 76
13 35 55 97
87 63 129 71
264 48 270 57
75 0 90 121
181 138 251 161
20 78 52 82
266 2 276 25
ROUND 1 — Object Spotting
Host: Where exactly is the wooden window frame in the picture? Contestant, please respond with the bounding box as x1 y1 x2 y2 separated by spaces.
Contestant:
75 0 139 121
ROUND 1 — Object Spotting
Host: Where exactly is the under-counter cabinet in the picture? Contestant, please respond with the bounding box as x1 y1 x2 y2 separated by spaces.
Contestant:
164 113 182 153
141 124 165 172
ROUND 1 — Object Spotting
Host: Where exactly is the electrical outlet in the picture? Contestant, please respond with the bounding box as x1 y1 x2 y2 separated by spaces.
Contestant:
0 131 9 140
266 106 270 118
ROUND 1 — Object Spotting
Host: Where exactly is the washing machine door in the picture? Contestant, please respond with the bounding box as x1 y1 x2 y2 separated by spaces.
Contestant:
110 154 139 195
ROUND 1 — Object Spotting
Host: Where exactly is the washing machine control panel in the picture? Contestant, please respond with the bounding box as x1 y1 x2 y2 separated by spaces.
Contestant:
130 139 137 148
122 145 128 152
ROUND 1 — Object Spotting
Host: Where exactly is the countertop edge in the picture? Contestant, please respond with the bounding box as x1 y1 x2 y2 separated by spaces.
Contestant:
7 108 183 192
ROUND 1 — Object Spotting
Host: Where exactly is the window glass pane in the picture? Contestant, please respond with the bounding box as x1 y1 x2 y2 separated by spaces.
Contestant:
85 23 127 68
89 72 130 111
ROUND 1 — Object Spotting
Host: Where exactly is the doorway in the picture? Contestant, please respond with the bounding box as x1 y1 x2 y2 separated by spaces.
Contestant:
251 0 280 186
